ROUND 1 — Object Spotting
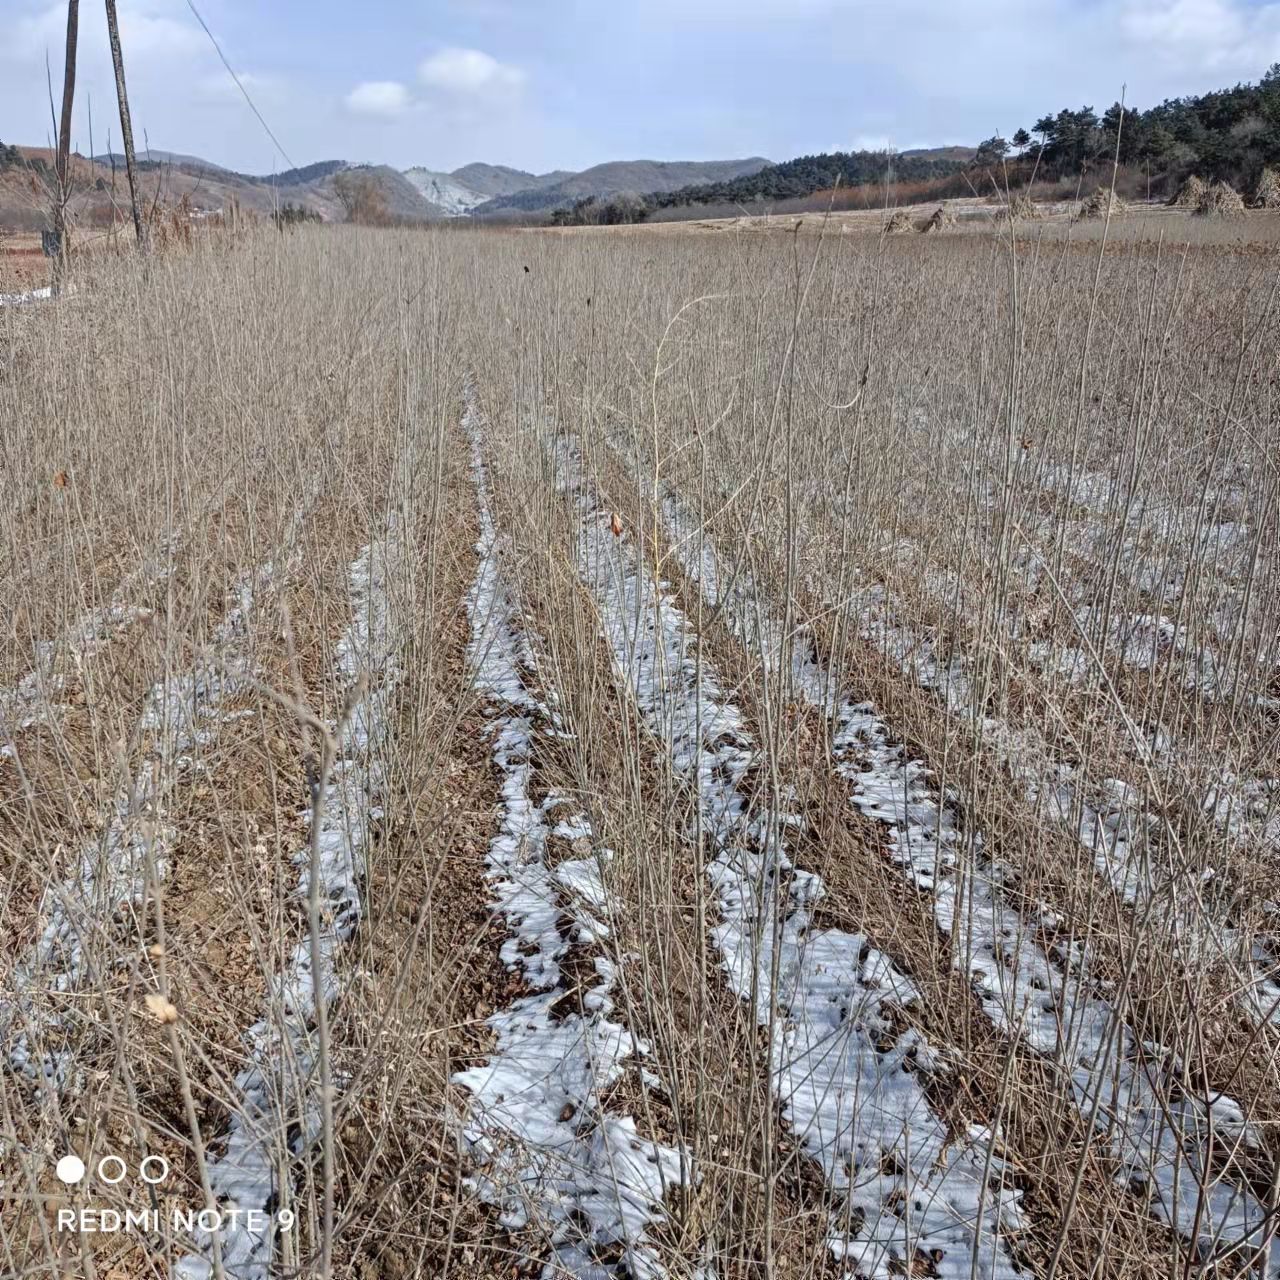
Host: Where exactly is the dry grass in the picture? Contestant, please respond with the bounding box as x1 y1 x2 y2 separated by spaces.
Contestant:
1197 181 1248 217
1169 175 1208 209
1253 169 1280 210
2 220 1279 1280
1075 187 1127 219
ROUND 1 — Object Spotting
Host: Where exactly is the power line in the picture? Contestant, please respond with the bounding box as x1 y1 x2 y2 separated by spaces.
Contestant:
183 0 296 172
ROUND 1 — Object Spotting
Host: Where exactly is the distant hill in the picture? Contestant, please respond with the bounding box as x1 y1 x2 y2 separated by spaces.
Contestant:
0 141 1002 232
404 168 489 215
0 146 436 229
472 156 772 215
93 148 233 174
94 153 349 188
451 163 570 198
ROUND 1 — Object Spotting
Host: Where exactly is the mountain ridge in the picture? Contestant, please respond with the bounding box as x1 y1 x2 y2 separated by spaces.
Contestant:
471 156 774 215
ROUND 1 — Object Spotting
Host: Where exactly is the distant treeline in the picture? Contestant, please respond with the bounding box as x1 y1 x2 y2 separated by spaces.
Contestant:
648 150 961 211
1001 64 1280 184
241 160 347 187
0 140 49 175
546 151 962 225
91 153 349 188
173 157 347 187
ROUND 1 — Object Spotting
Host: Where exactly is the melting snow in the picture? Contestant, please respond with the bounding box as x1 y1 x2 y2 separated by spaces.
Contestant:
457 397 685 1279
6 564 265 1087
0 285 53 307
650 482 1273 1268
560 443 1021 1280
0 539 180 754
176 527 402 1279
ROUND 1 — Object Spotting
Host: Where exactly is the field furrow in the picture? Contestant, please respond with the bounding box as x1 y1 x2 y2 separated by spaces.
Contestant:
5 555 273 1088
175 516 405 1277
455 394 688 1278
550 435 1024 1280
647 477 1274 1271
5 215 1280 1280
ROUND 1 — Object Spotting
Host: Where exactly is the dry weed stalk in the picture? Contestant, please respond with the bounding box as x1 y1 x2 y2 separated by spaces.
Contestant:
3 215 1279 1280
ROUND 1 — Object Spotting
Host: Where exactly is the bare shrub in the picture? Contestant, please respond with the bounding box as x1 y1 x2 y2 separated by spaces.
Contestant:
333 169 391 225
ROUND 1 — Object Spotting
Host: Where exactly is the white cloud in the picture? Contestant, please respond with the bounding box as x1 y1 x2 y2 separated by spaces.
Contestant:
418 47 525 96
345 80 413 117
7 0 204 64
1120 0 1280 72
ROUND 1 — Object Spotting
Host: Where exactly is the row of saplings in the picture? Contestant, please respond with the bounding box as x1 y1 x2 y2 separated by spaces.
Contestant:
886 168 1279 233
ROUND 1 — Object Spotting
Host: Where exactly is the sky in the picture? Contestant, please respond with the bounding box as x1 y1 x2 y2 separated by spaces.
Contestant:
3 0 1280 176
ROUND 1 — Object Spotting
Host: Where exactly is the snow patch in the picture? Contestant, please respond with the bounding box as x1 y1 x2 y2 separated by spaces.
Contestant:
403 167 488 215
651 482 1273 1267
6 563 265 1087
457 398 685 1279
558 442 1021 1280
176 527 403 1279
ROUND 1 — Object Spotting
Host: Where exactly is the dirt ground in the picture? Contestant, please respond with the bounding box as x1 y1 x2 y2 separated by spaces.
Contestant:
0 232 48 292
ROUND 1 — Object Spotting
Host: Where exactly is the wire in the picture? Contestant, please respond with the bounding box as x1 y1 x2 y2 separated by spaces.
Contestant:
183 0 296 172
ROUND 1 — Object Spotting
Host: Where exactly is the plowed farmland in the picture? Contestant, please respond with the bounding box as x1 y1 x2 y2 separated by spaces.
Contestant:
2 223 1278 1280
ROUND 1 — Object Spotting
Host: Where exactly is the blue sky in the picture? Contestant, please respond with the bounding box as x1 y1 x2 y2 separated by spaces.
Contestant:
3 0 1279 175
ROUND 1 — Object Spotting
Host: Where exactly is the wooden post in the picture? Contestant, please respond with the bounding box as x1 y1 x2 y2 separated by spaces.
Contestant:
105 0 149 253
52 0 79 289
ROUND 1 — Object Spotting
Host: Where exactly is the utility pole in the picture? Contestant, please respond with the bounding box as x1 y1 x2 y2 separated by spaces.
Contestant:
105 0 149 253
52 0 79 288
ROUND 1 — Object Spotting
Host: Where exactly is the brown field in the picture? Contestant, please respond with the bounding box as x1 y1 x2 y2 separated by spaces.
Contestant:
616 196 1280 246
1 218 1278 1280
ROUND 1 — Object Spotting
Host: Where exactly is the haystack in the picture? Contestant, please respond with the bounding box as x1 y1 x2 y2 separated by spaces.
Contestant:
1168 174 1207 208
1253 168 1280 209
1076 188 1126 220
920 204 956 233
1195 181 1246 217
884 210 914 234
997 195 1041 220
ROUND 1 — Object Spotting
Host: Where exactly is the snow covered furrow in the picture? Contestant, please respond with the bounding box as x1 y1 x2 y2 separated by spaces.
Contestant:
6 495 324 1090
844 580 1280 1005
5 562 266 1088
947 454 1269 697
557 445 1022 1280
0 285 53 307
654 489 1275 1267
880 573 1280 1030
0 537 180 756
176 524 403 1280
458 400 685 1280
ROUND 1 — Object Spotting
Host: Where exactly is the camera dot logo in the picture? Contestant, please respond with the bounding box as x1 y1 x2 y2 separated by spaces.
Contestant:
55 1155 86 1185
